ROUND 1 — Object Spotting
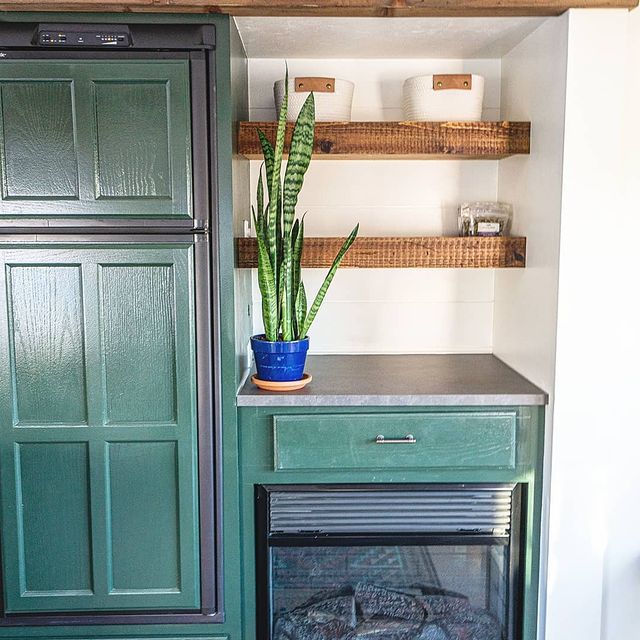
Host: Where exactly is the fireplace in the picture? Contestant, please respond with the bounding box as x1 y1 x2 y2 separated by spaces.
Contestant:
255 484 525 640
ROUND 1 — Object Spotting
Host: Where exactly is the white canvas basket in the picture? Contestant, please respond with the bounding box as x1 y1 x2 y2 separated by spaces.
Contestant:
403 74 485 121
274 76 354 122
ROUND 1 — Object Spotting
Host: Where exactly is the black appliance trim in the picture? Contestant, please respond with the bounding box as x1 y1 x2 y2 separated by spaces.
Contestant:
0 22 215 51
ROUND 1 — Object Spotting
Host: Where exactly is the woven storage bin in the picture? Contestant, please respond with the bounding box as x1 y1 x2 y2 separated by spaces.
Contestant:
274 76 354 122
403 74 485 121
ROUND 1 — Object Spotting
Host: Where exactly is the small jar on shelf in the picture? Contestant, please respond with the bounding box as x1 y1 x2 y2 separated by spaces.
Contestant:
458 202 513 237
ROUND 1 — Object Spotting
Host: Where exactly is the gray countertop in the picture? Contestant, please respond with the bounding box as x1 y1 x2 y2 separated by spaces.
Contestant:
236 354 548 407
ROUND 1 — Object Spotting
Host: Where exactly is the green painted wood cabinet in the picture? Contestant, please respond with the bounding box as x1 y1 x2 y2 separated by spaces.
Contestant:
0 242 200 613
238 405 545 640
0 60 192 219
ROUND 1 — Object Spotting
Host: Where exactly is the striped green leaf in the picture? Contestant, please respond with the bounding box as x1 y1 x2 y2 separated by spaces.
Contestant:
256 168 266 241
281 93 315 340
254 218 279 341
300 224 359 339
257 130 275 191
292 216 305 319
295 280 307 340
268 72 289 279
282 92 315 239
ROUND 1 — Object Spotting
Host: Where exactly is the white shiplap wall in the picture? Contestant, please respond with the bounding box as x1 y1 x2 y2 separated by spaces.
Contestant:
248 57 501 353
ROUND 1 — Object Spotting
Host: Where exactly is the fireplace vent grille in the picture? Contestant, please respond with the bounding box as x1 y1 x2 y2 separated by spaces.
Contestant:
269 486 515 537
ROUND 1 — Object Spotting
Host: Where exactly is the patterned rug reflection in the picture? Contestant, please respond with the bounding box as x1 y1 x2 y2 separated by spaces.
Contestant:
272 583 504 640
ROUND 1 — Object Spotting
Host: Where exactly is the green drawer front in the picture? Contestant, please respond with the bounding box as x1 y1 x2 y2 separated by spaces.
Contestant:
274 412 517 471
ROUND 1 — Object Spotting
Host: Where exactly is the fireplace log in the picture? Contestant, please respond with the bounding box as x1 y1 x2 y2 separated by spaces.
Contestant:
355 583 426 623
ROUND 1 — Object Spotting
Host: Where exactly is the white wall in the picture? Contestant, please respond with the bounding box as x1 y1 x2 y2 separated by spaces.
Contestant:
248 58 501 352
490 12 640 639
599 8 640 640
533 9 634 640
493 15 569 638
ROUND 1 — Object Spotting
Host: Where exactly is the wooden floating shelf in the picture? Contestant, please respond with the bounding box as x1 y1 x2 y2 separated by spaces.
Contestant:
238 121 530 160
4 1 636 17
236 236 526 269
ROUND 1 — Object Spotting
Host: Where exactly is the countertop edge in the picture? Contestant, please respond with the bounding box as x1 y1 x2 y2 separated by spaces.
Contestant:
236 393 549 408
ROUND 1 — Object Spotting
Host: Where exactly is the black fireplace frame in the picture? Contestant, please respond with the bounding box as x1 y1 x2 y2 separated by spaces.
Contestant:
255 483 526 640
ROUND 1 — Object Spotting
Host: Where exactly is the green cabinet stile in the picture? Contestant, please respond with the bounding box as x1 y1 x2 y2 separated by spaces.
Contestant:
0 60 192 219
0 243 200 613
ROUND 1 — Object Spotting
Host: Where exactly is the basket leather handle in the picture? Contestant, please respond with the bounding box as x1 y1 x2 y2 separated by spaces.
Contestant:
295 77 335 93
433 74 472 91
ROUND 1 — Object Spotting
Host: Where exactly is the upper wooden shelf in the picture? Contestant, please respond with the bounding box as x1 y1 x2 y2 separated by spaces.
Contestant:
3 0 636 16
238 120 530 160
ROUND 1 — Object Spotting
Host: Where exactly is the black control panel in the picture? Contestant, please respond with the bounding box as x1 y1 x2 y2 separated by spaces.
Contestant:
36 24 132 47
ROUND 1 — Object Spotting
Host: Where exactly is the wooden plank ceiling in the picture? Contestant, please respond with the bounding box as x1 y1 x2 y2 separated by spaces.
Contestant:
0 0 636 17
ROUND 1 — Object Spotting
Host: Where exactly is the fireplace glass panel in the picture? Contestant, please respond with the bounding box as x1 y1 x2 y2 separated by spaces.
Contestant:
257 484 522 640
270 543 509 640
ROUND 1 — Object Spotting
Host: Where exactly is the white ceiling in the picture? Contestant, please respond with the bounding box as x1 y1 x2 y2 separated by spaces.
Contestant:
234 17 548 59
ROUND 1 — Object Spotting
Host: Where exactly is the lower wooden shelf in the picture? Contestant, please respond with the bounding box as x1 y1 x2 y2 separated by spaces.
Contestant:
236 236 526 268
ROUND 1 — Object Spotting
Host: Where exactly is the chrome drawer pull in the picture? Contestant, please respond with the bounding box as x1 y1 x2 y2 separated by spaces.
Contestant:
375 434 417 445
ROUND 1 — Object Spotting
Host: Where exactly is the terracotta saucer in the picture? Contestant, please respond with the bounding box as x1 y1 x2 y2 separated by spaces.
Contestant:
251 373 312 392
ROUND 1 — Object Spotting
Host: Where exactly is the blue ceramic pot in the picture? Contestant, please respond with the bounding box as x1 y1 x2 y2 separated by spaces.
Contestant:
250 335 310 382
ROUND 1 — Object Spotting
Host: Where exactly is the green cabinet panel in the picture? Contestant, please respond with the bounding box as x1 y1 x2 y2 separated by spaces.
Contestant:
0 81 78 198
7 265 88 425
93 82 173 199
100 265 177 424
0 243 199 613
274 412 517 471
107 442 181 593
16 443 93 596
0 60 191 218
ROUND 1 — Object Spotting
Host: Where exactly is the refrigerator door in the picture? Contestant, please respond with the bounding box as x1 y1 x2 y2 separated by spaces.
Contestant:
0 39 213 234
0 233 217 615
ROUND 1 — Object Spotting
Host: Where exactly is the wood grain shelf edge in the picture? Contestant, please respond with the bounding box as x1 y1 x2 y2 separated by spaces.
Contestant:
238 121 531 159
236 236 527 269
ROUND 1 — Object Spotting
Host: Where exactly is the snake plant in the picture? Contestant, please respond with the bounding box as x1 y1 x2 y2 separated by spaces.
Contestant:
252 75 359 342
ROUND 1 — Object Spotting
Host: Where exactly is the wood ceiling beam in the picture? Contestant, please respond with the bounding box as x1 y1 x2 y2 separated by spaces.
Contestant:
0 0 636 17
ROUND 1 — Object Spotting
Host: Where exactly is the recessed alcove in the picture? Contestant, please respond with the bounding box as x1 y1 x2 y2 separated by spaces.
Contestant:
234 15 565 370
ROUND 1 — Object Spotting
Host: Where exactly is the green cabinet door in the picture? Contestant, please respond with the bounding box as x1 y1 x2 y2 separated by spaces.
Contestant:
0 243 200 613
0 60 192 219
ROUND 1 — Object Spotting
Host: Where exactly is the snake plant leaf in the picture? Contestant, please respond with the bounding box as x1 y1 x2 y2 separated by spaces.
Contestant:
300 224 359 339
278 256 286 336
291 218 302 335
257 164 264 222
251 204 259 241
267 72 289 285
281 94 314 340
295 280 307 340
257 132 275 253
292 216 305 309
282 92 315 239
257 130 275 192
256 169 266 241
281 259 294 340
254 217 279 341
